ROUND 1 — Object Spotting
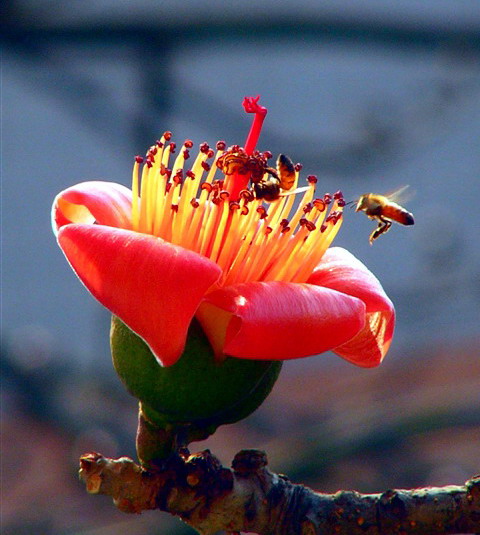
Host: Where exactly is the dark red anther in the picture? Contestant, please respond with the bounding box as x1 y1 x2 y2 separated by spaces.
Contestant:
135 155 144 164
265 226 273 234
337 198 346 207
303 202 313 214
313 199 326 211
184 139 193 149
165 183 172 193
149 146 158 155
186 170 196 179
327 211 342 224
239 189 254 202
279 219 289 228
256 206 267 219
160 164 172 178
305 220 316 232
219 190 230 201
183 149 190 160
263 151 273 160
201 183 213 193
307 175 318 184
190 199 199 208
156 140 164 148
231 144 240 152
200 142 210 153
146 159 153 168
333 190 343 200
171 204 179 213
299 218 307 227
281 225 291 233
212 197 221 205
173 170 183 184
323 193 332 204
294 163 303 172
207 149 215 159
169 142 176 154
229 201 240 211
241 206 249 215
164 131 172 141
201 161 211 172
216 141 226 151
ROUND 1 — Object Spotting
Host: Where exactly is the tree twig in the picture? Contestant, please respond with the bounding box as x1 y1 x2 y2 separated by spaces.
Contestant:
79 449 480 535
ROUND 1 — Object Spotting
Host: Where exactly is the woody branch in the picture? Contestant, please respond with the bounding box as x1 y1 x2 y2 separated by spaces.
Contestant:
79 449 480 535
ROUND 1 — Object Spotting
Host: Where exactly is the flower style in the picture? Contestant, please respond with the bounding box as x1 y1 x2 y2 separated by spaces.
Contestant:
52 97 394 368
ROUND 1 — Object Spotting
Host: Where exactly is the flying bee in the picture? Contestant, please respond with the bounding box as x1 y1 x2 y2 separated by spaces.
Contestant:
253 153 297 202
355 187 414 244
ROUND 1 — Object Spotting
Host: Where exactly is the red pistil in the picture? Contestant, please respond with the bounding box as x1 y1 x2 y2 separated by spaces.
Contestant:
227 96 268 201
242 96 268 155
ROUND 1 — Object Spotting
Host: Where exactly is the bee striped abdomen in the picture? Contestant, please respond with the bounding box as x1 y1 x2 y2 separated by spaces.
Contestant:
382 203 414 225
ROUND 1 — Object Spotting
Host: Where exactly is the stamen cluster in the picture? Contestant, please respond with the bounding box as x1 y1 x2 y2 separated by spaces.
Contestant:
131 133 344 286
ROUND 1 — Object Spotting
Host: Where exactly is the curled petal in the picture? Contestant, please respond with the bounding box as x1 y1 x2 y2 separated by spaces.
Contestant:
197 281 366 360
52 181 133 235
57 225 222 366
307 247 395 367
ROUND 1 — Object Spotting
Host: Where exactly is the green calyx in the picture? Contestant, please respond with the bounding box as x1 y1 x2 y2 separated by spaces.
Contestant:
110 316 282 463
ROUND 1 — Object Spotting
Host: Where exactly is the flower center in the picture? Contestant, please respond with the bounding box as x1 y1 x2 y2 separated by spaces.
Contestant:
131 98 344 286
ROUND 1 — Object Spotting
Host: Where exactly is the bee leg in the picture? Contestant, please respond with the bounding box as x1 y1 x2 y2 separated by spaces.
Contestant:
369 218 392 244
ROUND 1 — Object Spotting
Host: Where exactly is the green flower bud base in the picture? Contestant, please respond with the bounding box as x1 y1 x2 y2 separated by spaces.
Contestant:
110 316 282 465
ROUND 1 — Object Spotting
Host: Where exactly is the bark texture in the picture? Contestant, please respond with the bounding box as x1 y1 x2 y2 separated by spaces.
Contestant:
79 449 480 535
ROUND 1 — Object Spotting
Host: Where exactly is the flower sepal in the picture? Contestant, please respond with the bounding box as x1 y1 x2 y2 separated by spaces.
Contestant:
110 316 282 465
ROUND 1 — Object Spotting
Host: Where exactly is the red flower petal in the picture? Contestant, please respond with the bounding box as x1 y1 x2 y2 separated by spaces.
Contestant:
197 281 366 360
57 224 222 366
307 247 395 367
52 181 133 234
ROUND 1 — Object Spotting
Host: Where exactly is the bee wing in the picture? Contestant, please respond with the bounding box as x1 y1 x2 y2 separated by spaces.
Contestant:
277 154 296 191
385 185 414 204
280 186 309 197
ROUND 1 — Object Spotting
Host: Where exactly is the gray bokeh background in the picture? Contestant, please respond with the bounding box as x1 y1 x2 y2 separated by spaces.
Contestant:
2 2 480 534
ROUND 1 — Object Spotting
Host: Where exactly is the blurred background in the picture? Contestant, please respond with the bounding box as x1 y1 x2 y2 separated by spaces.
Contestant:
2 1 480 534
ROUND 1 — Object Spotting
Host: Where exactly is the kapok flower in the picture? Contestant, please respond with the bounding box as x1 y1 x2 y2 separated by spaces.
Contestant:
52 96 394 368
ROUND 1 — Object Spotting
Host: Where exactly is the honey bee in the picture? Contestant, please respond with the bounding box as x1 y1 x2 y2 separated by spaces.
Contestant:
355 187 414 244
253 153 296 202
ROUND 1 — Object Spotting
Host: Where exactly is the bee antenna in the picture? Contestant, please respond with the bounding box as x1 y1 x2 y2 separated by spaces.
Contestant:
344 200 356 209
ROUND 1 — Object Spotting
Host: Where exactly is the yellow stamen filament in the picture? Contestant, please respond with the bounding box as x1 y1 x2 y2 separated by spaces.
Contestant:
130 139 345 288
131 159 140 230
